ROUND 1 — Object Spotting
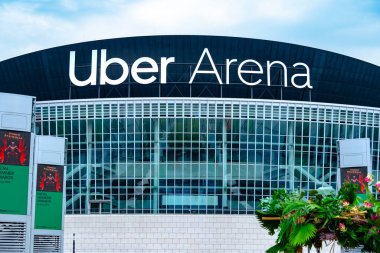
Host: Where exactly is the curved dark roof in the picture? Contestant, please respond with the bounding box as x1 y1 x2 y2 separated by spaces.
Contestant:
0 35 379 107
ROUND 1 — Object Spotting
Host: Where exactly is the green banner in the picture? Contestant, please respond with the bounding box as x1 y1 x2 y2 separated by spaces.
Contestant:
0 130 31 215
35 164 64 230
0 165 29 214
35 191 63 230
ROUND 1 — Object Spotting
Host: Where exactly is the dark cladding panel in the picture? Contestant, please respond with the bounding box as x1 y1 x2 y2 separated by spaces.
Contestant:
131 84 160 98
191 84 221 98
69 86 99 100
222 85 250 99
0 35 379 107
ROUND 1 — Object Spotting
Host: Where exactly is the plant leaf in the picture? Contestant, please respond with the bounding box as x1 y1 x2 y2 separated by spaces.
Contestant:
256 211 280 235
289 223 317 246
265 243 286 253
282 201 307 215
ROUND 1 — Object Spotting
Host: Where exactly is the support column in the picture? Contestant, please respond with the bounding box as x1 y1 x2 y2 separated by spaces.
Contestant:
287 121 295 191
222 119 228 208
86 121 93 214
153 120 159 213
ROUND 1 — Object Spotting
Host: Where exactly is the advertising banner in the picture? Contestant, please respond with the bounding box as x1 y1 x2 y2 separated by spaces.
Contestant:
340 166 368 194
338 139 371 206
0 93 34 253
0 129 31 215
31 135 66 253
34 164 64 230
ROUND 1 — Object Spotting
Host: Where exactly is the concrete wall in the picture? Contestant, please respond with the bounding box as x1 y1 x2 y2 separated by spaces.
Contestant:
64 214 342 253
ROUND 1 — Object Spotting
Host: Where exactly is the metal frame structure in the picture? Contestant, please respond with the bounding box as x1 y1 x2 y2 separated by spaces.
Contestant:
35 98 380 215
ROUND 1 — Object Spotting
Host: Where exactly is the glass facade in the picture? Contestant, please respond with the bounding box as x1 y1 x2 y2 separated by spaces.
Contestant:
35 98 380 215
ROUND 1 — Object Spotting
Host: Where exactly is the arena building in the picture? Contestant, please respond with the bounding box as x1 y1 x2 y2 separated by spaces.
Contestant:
1 35 380 252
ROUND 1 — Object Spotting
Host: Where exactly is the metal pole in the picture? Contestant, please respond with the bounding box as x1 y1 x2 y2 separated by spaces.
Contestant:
73 233 75 253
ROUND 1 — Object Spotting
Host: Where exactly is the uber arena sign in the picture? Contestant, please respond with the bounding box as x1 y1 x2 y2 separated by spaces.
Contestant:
69 48 312 89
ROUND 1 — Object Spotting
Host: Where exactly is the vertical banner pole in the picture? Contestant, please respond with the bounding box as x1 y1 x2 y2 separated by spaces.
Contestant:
338 138 372 194
73 233 75 253
31 136 66 253
0 93 34 253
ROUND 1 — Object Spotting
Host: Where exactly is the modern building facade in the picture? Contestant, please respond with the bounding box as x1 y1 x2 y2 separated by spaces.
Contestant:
1 35 379 252
35 98 380 216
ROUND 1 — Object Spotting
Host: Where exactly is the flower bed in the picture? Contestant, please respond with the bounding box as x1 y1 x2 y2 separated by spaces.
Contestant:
256 175 380 253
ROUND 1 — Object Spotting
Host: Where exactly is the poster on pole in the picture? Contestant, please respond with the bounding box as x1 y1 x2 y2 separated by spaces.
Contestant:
0 129 31 215
34 164 64 230
340 166 367 194
31 135 66 253
338 138 371 204
0 92 34 253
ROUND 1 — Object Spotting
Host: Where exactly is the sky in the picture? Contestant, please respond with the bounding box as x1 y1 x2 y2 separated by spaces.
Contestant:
1 0 380 66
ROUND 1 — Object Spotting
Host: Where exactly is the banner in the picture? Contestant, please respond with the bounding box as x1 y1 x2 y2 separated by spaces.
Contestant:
340 166 368 194
34 164 64 230
0 129 31 215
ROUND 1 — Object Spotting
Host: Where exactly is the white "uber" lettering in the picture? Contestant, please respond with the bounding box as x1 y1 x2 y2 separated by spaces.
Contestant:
69 50 175 86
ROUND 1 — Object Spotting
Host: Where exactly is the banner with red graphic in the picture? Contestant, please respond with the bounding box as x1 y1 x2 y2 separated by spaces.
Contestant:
0 130 30 166
35 164 64 230
36 165 63 193
340 166 368 194
0 129 31 215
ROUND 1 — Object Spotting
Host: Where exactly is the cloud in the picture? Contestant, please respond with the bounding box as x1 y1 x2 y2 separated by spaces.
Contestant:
0 2 75 58
0 3 52 34
247 0 328 23
59 0 79 12
0 0 379 66
127 0 242 29
346 46 380 66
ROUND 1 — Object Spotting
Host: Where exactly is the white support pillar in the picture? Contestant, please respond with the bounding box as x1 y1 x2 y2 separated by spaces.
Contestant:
287 121 295 190
86 120 93 214
153 120 159 213
222 119 228 208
